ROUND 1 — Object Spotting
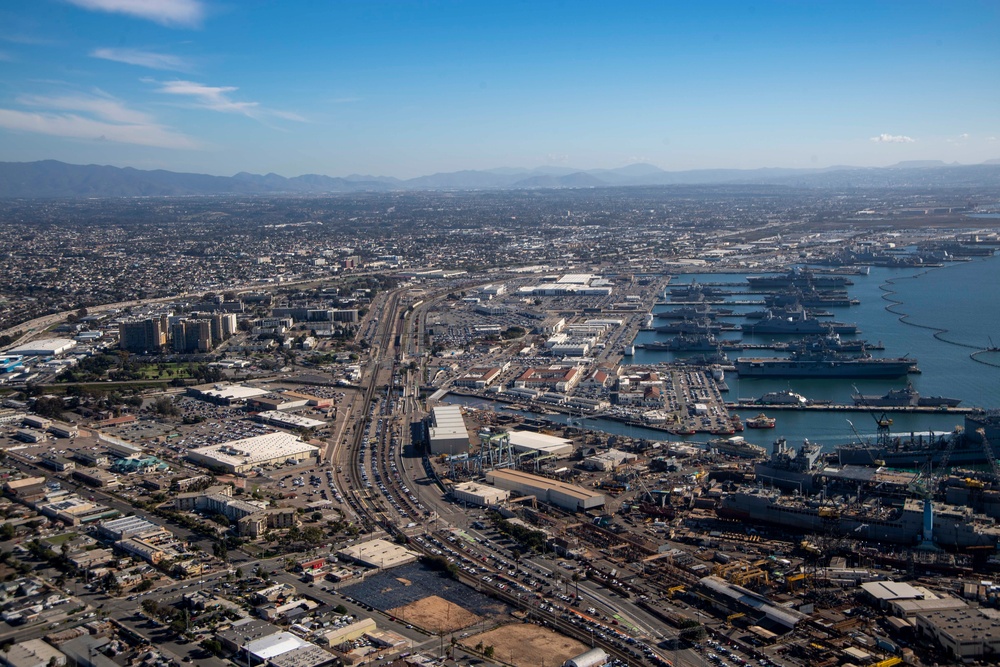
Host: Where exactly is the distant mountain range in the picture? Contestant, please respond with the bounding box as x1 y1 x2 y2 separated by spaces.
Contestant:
0 159 998 198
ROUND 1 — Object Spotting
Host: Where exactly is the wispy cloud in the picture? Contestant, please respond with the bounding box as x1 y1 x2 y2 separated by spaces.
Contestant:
91 47 192 72
64 0 205 27
0 51 12 62
152 79 305 122
0 92 198 148
0 33 58 46
947 132 971 144
870 133 915 144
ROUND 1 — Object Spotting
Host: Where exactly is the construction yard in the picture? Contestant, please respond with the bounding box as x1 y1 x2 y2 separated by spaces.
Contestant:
462 623 588 667
389 595 482 634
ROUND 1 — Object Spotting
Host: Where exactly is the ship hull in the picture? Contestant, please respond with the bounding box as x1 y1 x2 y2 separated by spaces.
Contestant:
736 359 913 378
717 492 1000 548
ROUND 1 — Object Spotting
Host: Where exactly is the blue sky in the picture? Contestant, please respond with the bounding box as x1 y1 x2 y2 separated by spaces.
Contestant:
0 0 997 177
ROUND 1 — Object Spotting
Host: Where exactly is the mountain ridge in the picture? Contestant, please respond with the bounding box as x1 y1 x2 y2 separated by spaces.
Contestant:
0 159 998 198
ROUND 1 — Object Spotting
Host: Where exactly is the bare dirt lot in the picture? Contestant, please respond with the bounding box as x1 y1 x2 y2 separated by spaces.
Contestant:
389 595 481 633
463 623 587 667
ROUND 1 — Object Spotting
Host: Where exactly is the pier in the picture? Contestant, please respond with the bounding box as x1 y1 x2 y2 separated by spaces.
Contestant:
725 402 975 415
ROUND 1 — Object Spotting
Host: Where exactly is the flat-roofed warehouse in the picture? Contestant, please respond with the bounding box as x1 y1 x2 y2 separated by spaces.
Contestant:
187 432 319 473
255 410 326 430
7 338 77 356
485 469 604 511
188 383 271 405
507 430 574 458
338 539 418 570
452 481 509 506
427 405 470 455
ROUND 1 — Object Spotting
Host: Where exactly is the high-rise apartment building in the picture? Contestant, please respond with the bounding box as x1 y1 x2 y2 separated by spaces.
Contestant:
119 319 165 354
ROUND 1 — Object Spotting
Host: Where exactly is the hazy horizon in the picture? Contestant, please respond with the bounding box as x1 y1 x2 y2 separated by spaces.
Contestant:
1 1 997 178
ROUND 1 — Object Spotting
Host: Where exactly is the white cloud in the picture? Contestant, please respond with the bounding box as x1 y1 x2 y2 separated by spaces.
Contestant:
0 92 198 148
64 0 204 27
91 47 191 71
958 133 970 140
153 79 305 122
17 93 152 125
870 133 916 144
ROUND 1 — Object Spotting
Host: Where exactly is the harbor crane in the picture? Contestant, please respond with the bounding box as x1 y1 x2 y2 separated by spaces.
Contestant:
852 385 893 450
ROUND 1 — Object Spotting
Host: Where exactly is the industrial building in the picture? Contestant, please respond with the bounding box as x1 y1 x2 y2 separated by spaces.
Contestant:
506 430 574 459
427 405 469 455
916 607 1000 660
187 432 319 473
249 394 311 411
97 515 163 541
0 638 66 667
484 469 604 511
451 481 510 506
255 410 326 430
337 539 418 569
514 367 582 393
583 449 637 471
698 575 807 630
6 339 77 357
188 383 271 405
453 367 501 389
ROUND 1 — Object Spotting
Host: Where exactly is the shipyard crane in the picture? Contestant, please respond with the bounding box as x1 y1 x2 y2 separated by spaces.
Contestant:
852 385 894 450
976 428 1000 481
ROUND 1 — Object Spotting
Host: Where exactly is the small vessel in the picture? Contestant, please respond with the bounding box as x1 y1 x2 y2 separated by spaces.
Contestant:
746 413 776 429
730 414 745 432
707 435 767 459
757 390 809 405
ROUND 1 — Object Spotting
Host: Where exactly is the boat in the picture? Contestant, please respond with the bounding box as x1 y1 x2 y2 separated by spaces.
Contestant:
741 305 858 335
757 390 809 406
644 333 726 351
656 319 739 334
668 282 727 301
764 288 856 308
835 413 998 468
785 333 879 353
735 347 916 378
746 413 776 429
716 487 1000 548
656 304 734 319
707 435 767 459
852 383 962 408
730 414 745 432
746 268 853 290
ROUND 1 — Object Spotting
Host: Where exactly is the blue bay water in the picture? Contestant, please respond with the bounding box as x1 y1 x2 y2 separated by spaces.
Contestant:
449 257 1000 453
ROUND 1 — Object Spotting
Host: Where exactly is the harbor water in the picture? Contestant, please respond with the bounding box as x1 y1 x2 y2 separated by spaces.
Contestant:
449 255 1000 453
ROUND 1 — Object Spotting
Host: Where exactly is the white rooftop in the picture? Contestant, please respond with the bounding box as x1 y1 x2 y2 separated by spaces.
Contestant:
556 274 595 284
7 338 77 356
507 430 573 456
190 432 318 467
247 632 310 660
200 384 271 401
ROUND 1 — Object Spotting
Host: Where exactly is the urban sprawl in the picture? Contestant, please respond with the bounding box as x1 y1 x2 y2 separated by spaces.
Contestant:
1 187 1000 667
